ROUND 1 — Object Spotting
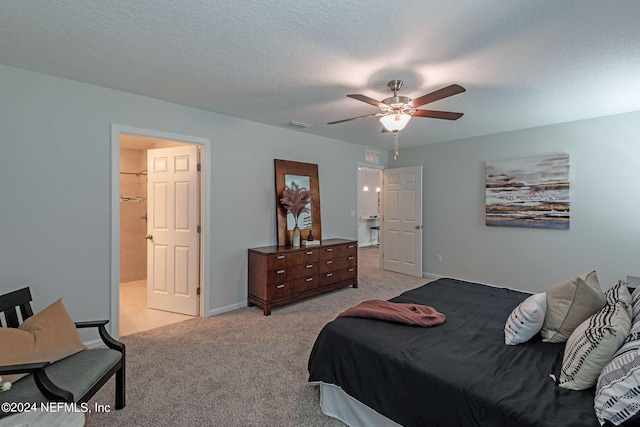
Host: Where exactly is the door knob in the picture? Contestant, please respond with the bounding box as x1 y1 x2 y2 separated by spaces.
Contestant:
145 234 153 240
414 225 422 230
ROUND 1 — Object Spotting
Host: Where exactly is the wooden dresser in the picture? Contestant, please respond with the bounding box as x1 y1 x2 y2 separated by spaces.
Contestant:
248 239 358 315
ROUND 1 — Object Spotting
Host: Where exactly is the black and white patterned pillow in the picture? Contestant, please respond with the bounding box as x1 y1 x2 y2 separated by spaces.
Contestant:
595 318 640 425
632 286 640 323
559 282 632 390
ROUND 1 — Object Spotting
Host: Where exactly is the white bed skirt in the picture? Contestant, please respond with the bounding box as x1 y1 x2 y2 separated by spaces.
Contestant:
310 382 401 427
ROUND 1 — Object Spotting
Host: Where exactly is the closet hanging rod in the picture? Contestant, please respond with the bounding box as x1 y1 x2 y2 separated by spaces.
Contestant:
120 169 147 176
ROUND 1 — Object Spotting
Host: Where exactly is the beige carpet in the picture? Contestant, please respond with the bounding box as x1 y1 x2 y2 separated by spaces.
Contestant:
88 247 429 426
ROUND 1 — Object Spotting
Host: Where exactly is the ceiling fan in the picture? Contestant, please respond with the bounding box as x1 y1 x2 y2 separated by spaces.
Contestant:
328 80 466 159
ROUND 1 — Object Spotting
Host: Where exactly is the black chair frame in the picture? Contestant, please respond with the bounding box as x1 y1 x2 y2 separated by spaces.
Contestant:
0 287 125 409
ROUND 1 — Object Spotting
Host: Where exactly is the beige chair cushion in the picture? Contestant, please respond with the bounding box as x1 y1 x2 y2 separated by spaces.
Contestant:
0 299 87 383
540 271 606 343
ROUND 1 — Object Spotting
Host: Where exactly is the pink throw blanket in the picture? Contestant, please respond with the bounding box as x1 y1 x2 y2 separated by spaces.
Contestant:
337 300 445 327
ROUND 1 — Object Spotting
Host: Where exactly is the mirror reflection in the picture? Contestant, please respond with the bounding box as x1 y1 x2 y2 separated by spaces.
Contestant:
285 174 312 230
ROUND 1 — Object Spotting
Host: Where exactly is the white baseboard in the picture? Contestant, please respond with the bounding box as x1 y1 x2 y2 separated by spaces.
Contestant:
206 301 247 317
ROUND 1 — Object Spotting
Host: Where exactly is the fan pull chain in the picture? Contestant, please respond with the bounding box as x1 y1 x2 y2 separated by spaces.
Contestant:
393 131 399 160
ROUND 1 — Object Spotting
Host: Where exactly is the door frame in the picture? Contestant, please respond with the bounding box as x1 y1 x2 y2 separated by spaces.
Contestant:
110 125 212 338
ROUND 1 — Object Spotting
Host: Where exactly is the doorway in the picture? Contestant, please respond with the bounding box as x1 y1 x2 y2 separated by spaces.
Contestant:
357 164 383 271
110 125 211 338
119 136 198 335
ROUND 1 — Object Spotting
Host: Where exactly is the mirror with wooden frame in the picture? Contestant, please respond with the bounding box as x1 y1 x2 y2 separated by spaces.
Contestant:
274 159 321 246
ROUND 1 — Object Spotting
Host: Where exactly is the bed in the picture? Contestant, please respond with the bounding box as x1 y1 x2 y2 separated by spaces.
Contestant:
307 278 636 427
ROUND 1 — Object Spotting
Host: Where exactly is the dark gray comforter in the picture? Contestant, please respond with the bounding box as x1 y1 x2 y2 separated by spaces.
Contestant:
308 278 602 427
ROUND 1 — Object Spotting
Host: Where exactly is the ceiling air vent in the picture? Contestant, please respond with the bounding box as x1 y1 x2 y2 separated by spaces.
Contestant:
365 149 380 164
286 121 313 129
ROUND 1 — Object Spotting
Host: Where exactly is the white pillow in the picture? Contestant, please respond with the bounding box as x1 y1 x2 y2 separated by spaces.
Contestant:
559 281 632 390
504 293 547 345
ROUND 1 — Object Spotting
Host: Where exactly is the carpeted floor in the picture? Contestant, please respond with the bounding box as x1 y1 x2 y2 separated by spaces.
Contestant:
88 247 429 426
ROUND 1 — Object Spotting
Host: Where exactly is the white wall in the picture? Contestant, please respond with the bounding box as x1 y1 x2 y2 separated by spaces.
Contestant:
391 111 640 293
0 64 388 334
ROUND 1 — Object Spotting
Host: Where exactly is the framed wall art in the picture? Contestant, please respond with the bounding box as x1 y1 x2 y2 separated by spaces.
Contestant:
485 154 570 229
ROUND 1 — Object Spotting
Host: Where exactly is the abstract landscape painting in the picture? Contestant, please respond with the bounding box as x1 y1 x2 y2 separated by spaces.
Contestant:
486 154 570 229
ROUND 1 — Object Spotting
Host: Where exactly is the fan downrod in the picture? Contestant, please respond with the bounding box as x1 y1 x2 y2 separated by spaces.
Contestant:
388 80 403 95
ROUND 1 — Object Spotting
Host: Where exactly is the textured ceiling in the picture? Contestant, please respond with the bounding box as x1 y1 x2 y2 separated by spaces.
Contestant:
1 1 639 151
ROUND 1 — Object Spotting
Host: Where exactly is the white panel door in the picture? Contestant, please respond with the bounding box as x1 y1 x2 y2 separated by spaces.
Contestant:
147 146 199 315
382 166 423 277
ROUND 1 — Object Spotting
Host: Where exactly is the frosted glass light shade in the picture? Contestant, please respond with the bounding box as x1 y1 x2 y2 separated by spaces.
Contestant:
380 113 411 131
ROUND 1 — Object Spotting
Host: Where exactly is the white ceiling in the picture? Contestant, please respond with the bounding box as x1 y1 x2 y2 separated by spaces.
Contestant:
1 1 639 151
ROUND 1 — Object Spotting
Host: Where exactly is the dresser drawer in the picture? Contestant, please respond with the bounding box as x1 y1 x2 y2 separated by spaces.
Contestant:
319 246 337 260
338 266 357 281
319 258 335 273
267 281 295 300
267 268 288 284
319 271 338 286
289 263 318 280
293 249 319 264
267 253 290 269
336 243 357 257
331 254 357 270
293 275 318 293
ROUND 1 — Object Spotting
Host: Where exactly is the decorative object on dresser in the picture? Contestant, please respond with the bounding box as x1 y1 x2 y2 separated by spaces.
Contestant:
279 181 313 247
274 159 321 246
248 239 357 315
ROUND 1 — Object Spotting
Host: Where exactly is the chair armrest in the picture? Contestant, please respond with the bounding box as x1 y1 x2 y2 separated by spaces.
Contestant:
0 361 49 376
75 320 109 328
0 362 73 402
75 320 125 353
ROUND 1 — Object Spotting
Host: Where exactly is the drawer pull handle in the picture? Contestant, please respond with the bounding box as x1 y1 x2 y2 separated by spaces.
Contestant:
306 264 314 269
348 256 354 260
276 270 285 274
348 245 354 248
325 260 332 264
276 255 285 260
348 268 354 272
276 284 285 289
326 273 333 277
306 251 313 255
306 277 313 282
326 248 333 252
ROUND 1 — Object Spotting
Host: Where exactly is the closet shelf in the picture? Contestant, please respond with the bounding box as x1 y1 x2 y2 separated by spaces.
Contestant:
120 196 147 202
120 170 147 176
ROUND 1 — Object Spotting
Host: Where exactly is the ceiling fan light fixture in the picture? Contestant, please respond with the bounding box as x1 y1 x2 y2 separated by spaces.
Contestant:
380 113 411 132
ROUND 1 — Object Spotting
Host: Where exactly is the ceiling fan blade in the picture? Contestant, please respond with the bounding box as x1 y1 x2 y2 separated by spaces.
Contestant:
409 84 466 108
327 113 380 125
347 94 385 108
412 110 464 120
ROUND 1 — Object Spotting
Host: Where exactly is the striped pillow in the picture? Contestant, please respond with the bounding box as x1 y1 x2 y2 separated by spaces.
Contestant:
632 286 640 322
559 282 632 390
595 318 640 425
504 293 547 345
